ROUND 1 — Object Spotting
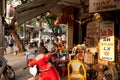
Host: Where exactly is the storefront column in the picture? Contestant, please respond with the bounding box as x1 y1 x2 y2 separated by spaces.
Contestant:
66 22 74 49
0 16 4 56
78 24 82 44
0 0 4 56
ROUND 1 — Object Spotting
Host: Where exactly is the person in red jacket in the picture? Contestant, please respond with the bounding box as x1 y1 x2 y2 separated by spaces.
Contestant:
27 43 60 80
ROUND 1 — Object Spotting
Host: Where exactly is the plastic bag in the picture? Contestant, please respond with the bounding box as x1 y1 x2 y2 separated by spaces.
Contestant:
29 65 37 77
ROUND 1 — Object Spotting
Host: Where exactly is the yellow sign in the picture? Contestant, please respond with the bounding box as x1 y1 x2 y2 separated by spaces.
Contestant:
100 21 114 61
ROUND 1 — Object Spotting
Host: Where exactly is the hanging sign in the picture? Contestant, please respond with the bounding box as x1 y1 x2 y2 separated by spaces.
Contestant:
89 0 120 13
87 21 99 37
100 21 114 61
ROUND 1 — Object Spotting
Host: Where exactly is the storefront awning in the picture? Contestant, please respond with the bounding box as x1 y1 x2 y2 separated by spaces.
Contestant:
16 0 60 25
16 0 88 25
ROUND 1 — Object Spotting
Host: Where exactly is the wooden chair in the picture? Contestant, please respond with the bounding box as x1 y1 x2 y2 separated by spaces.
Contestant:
68 60 86 80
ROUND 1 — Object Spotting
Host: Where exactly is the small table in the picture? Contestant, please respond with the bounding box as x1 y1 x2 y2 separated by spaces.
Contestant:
54 58 69 76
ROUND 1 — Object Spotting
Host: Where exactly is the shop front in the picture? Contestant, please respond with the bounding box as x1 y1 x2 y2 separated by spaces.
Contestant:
88 0 120 65
86 0 120 79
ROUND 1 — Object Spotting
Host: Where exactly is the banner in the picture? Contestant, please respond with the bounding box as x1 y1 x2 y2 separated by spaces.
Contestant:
100 21 114 61
89 0 120 13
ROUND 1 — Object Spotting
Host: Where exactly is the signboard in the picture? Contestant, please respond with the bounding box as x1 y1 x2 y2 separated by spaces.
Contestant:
86 21 100 47
87 21 99 37
100 21 114 61
89 0 120 13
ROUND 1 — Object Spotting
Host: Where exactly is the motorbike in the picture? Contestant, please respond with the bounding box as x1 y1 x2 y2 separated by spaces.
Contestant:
23 52 60 80
0 55 15 80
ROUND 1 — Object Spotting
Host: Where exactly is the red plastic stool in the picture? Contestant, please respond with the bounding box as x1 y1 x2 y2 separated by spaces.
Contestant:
60 67 68 76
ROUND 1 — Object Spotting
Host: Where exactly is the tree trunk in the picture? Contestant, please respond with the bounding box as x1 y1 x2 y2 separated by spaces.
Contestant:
7 29 26 53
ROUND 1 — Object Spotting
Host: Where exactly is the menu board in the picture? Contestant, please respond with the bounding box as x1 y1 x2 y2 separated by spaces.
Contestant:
100 21 114 61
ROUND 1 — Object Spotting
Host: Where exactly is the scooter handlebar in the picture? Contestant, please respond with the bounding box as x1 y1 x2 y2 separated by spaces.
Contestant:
23 66 29 70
